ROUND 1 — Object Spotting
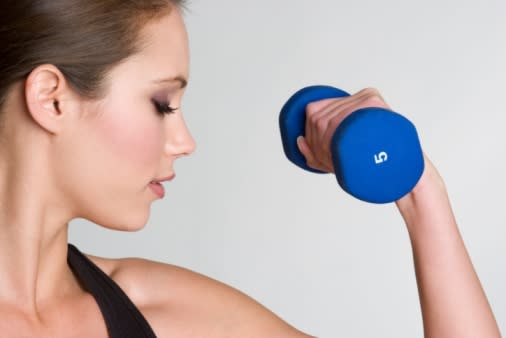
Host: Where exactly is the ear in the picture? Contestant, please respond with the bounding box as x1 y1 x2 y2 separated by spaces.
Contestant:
24 64 79 134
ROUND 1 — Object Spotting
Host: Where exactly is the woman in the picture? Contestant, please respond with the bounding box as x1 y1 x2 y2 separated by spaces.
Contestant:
0 1 501 337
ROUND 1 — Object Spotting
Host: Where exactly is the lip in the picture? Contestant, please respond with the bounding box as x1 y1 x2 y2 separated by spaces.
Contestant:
152 174 176 183
149 182 165 198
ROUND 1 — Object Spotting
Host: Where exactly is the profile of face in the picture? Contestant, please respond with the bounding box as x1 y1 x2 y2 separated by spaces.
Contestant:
48 9 196 231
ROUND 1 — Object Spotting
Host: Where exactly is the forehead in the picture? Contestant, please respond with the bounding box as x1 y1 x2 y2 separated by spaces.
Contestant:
132 9 190 79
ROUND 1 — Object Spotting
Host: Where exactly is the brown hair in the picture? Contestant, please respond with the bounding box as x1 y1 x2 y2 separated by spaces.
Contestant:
0 0 189 125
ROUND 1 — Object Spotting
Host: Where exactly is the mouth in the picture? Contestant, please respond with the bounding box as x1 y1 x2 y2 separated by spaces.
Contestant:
149 181 166 198
148 173 175 199
151 173 176 184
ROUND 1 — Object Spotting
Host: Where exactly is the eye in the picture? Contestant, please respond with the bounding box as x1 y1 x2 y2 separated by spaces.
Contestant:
152 98 178 116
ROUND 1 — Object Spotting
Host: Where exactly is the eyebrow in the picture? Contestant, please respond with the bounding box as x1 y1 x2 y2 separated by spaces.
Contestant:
152 75 188 89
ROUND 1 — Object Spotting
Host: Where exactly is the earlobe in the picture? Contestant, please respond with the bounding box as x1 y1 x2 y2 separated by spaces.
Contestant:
24 64 68 134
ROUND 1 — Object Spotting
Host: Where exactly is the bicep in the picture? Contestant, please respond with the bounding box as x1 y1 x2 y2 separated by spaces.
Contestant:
114 258 315 337
161 264 315 337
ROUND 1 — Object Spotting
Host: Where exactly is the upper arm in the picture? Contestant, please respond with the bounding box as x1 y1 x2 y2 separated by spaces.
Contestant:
109 257 315 338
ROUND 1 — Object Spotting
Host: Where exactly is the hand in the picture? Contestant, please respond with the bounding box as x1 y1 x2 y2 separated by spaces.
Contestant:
296 87 392 173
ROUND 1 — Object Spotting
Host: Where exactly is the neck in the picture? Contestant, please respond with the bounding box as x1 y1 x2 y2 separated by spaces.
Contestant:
0 108 79 313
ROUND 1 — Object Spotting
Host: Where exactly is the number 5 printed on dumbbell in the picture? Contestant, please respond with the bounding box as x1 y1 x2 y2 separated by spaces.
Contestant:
374 151 388 165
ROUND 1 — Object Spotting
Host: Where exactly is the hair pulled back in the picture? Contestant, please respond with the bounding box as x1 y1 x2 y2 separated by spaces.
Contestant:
0 0 188 122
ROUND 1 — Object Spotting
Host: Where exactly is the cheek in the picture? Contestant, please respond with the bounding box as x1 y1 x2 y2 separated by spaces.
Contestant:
95 107 163 179
61 104 163 231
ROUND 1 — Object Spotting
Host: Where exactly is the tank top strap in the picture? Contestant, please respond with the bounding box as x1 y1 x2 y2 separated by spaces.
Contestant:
67 243 157 338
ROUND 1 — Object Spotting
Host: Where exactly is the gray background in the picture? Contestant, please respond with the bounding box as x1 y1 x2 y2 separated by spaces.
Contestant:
69 0 506 336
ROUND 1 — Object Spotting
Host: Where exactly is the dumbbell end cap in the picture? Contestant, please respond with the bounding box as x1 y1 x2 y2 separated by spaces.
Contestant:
331 107 425 203
279 85 349 173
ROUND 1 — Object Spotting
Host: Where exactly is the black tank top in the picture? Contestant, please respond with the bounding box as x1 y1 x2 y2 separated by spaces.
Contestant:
67 243 157 338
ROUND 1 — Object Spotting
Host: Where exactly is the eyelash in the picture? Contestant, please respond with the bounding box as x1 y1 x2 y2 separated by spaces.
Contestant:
152 99 178 116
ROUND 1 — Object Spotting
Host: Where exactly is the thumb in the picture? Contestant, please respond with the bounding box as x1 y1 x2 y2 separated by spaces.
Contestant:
296 136 307 156
297 136 316 165
297 136 332 173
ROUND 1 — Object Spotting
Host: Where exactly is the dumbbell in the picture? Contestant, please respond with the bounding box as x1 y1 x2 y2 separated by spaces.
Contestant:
279 85 424 204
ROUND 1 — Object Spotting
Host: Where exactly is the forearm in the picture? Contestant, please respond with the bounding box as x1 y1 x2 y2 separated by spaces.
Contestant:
396 157 501 338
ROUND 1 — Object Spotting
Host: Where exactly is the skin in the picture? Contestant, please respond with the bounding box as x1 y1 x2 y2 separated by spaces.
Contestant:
0 6 501 338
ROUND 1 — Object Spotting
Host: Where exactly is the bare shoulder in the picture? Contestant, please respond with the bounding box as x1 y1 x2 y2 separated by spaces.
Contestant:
85 253 314 338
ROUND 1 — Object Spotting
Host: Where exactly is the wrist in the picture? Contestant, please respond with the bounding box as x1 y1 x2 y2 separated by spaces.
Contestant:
395 154 449 226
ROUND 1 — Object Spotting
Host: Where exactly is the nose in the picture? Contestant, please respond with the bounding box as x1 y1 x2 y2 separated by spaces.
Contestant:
164 112 197 158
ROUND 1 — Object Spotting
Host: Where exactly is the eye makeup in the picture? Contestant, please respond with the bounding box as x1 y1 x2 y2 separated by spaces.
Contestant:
152 98 178 115
151 90 179 116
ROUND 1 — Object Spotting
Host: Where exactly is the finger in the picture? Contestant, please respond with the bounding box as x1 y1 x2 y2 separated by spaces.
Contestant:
305 88 392 171
321 88 393 147
304 88 378 161
305 97 344 114
351 87 391 110
318 87 390 120
297 136 330 172
304 98 341 154
306 88 387 154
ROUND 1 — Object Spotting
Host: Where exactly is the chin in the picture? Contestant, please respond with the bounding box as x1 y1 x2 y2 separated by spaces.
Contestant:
87 209 151 232
108 222 148 232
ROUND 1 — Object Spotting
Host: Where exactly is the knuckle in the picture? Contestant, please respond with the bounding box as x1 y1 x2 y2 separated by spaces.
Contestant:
356 87 386 107
362 87 381 96
306 102 320 114
308 111 320 124
363 95 386 108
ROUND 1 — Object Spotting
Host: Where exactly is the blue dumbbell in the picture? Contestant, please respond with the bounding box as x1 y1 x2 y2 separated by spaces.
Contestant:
279 85 425 203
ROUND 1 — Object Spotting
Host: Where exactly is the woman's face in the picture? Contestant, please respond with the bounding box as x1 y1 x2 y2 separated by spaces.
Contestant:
59 9 195 231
